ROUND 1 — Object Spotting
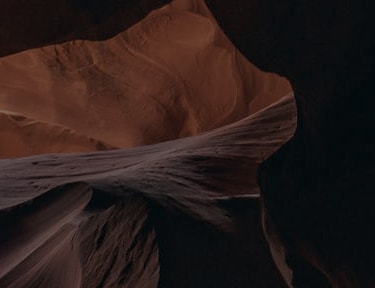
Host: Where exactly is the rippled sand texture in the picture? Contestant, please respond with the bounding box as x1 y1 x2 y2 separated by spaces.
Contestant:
0 0 296 287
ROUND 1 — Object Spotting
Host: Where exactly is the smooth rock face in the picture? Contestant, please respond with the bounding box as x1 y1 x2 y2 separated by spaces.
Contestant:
0 0 290 151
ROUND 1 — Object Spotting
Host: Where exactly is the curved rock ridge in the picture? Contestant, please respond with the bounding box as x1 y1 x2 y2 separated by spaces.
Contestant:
0 93 296 287
0 93 296 212
0 111 114 158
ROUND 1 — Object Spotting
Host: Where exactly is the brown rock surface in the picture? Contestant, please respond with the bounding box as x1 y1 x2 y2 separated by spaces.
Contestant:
0 94 296 287
0 0 290 150
0 0 296 287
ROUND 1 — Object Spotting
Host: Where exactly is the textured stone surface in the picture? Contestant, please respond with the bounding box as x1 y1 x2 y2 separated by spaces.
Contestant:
1 0 373 286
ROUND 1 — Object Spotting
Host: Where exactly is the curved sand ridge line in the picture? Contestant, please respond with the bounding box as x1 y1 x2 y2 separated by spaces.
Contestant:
0 111 114 158
0 93 296 211
0 93 296 287
0 0 291 150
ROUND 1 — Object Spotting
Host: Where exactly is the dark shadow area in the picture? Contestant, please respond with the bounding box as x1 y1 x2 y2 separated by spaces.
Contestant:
149 197 287 288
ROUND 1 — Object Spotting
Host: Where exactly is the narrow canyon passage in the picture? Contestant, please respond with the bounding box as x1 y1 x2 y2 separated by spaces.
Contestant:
1 0 373 287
